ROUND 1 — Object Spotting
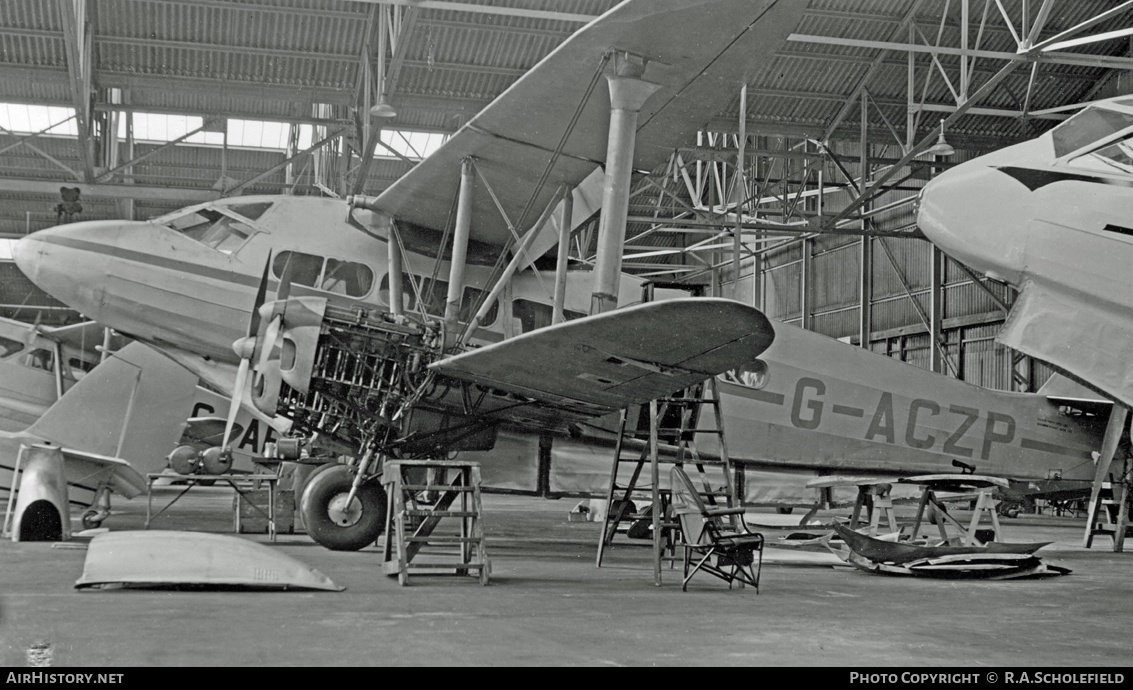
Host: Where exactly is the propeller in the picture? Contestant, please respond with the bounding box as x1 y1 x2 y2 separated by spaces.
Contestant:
256 254 293 376
222 252 274 452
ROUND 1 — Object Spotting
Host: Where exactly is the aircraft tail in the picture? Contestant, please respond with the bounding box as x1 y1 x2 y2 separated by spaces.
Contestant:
28 342 199 475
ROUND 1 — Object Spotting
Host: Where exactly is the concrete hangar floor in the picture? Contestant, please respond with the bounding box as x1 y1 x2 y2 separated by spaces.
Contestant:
0 487 1129 667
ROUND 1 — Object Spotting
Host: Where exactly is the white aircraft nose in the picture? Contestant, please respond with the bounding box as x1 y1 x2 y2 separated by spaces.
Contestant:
917 160 1030 286
11 232 42 282
12 221 133 319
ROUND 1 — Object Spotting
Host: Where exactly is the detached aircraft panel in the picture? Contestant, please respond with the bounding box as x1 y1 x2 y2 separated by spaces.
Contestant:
430 298 773 414
373 0 807 245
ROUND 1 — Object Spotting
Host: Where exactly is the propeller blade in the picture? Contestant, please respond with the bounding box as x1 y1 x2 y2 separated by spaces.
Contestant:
222 358 250 450
247 251 273 340
258 315 283 372
277 253 294 304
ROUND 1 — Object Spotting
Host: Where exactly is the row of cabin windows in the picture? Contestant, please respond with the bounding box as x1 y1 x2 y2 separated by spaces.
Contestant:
0 335 95 380
378 274 499 325
272 251 374 298
269 251 602 333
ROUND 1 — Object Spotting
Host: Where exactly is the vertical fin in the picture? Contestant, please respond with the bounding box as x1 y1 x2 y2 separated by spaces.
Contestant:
28 342 198 474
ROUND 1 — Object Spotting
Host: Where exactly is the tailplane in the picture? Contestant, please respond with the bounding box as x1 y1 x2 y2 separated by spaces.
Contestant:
28 342 199 475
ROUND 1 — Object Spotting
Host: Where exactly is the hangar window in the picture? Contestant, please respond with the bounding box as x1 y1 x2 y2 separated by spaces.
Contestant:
512 299 585 334
378 274 497 325
723 359 769 390
272 251 373 299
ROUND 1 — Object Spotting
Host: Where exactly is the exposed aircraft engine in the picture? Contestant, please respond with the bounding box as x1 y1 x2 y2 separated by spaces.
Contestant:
252 304 497 458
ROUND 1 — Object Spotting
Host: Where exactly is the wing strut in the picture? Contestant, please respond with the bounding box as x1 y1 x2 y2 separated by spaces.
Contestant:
590 53 661 314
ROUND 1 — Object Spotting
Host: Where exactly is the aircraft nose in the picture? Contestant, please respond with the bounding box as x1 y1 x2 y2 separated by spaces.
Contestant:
13 220 130 318
11 232 42 281
917 160 1030 285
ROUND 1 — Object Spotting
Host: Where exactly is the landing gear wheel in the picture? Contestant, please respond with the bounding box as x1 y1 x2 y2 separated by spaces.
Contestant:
301 464 387 551
81 510 103 530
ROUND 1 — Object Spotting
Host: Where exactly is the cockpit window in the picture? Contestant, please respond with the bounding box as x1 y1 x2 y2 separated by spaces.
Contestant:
1071 134 1133 175
225 201 273 221
1052 107 1133 158
161 206 259 254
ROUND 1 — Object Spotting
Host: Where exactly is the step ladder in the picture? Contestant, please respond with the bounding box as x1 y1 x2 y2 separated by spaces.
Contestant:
595 376 738 586
1084 480 1132 552
381 460 490 585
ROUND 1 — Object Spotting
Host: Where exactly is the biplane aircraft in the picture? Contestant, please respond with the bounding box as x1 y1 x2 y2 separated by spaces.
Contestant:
0 342 200 533
917 95 1133 503
11 0 1105 550
0 317 107 432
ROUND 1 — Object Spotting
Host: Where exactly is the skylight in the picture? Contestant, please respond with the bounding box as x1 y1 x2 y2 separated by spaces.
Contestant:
0 104 78 136
377 129 448 160
0 103 445 161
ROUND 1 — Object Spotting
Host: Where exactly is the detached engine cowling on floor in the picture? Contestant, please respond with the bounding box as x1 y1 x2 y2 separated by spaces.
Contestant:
251 303 497 456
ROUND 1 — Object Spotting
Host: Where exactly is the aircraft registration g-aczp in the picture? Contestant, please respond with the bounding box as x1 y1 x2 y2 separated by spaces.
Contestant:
12 0 1102 549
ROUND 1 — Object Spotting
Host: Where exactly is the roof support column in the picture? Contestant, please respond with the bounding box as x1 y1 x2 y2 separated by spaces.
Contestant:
590 54 660 315
930 245 945 375
444 157 475 340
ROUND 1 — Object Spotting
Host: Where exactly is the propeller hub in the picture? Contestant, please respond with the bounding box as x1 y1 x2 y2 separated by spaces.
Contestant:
233 335 256 360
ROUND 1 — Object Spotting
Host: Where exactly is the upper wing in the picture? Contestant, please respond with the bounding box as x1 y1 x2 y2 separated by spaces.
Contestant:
372 0 807 246
999 280 1130 407
430 298 773 418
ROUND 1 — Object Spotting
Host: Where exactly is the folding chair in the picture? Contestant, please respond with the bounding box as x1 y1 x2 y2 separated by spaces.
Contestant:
670 466 763 592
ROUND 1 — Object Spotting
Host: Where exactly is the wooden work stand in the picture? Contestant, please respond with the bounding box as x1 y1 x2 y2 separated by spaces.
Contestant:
901 474 1008 546
145 472 281 541
803 476 901 537
381 460 489 586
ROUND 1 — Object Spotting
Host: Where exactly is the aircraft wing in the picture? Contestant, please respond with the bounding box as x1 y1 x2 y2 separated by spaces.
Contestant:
60 447 147 500
430 298 773 417
998 280 1133 408
371 0 807 246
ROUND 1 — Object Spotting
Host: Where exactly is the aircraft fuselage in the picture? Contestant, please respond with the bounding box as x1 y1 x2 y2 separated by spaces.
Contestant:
15 195 1105 487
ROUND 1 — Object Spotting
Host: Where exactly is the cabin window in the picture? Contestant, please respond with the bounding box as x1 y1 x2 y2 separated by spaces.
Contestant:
723 359 769 390
1052 107 1133 158
272 251 374 298
23 348 54 372
512 299 584 334
321 258 374 297
0 335 23 358
273 251 324 289
378 274 498 325
67 356 93 380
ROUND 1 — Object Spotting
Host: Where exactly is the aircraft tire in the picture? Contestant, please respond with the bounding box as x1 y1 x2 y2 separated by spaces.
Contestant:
80 510 103 530
301 464 387 551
